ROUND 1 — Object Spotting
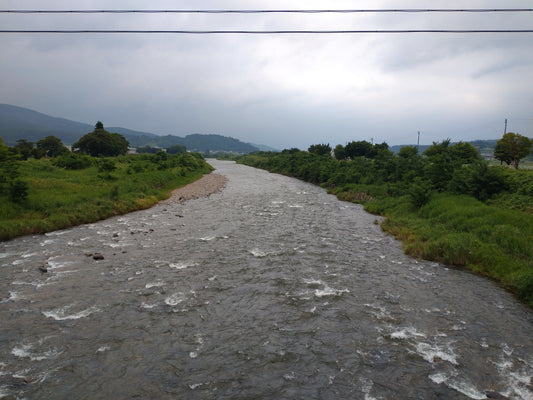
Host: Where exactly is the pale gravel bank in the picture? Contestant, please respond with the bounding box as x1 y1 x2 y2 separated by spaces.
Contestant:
160 173 228 204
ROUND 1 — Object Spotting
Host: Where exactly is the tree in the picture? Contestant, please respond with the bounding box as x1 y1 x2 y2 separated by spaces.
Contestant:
449 141 482 165
73 122 129 157
15 139 34 160
36 136 68 158
333 144 346 160
0 138 29 202
308 143 331 156
494 132 532 169
345 140 373 159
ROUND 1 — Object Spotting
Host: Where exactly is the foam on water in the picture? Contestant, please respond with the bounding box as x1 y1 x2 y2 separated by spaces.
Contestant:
249 248 268 257
415 342 458 365
145 281 165 289
42 304 99 321
1 291 22 303
165 292 186 306
429 372 448 384
11 343 62 361
365 303 394 321
169 262 197 270
314 285 349 298
446 379 486 399
189 334 205 359
389 327 427 340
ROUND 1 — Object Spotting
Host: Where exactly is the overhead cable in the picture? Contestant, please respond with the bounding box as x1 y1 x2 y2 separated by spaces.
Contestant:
1 8 533 14
1 29 532 34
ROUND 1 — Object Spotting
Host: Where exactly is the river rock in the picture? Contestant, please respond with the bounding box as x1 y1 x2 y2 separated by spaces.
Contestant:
486 391 510 400
37 264 48 273
92 253 104 260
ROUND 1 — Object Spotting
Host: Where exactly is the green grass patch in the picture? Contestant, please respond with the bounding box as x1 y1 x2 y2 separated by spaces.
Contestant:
0 153 212 241
364 192 533 307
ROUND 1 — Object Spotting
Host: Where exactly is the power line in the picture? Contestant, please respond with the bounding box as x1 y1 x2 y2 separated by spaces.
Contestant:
1 8 532 14
2 29 532 34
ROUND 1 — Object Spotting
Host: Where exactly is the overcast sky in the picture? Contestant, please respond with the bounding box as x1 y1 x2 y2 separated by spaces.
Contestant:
1 0 532 149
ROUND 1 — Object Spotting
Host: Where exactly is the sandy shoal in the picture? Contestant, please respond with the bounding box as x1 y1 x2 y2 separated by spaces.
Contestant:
160 173 228 204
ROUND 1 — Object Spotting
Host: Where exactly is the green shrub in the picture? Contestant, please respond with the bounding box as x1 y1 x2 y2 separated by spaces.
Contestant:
53 153 93 170
407 178 433 209
9 179 29 203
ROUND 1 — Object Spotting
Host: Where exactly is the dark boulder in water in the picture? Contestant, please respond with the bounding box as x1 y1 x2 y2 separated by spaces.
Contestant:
92 253 104 260
486 391 509 400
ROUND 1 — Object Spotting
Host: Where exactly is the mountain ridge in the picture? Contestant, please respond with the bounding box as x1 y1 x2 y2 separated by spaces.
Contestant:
0 103 259 153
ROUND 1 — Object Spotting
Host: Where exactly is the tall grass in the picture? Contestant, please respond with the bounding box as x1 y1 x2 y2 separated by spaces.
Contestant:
0 154 212 241
365 193 533 306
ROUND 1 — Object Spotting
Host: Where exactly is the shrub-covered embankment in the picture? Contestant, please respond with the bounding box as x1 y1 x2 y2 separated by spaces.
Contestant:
235 147 533 307
0 152 212 241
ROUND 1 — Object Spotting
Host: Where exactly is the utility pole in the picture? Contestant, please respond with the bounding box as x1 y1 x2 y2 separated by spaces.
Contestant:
504 118 508 134
417 131 420 153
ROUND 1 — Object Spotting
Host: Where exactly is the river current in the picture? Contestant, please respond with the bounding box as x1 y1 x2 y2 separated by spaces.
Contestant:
1 160 532 399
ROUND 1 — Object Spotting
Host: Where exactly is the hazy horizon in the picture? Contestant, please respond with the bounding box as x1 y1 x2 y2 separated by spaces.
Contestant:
1 0 532 149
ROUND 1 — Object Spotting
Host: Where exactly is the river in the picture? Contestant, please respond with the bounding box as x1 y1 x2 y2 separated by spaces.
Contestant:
1 160 532 399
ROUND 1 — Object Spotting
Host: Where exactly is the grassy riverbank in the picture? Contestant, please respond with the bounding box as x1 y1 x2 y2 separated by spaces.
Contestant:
0 152 212 241
235 150 533 307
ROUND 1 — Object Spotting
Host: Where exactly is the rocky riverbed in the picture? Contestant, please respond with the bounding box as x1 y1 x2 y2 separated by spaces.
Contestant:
160 172 228 204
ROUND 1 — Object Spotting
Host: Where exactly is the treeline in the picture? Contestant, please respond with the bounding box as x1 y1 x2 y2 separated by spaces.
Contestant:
0 124 212 240
235 137 533 307
241 140 513 203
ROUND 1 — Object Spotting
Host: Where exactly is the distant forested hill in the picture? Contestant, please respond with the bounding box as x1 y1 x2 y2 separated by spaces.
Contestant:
0 104 259 153
0 104 94 144
390 140 501 158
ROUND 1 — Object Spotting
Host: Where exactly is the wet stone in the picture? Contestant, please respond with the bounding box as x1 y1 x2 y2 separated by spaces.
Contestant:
486 391 510 400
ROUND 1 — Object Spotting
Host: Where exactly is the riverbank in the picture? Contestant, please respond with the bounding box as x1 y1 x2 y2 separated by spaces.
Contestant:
160 173 227 204
0 153 214 241
235 152 533 308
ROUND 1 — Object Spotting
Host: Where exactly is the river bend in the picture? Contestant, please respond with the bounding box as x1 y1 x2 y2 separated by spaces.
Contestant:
1 160 532 399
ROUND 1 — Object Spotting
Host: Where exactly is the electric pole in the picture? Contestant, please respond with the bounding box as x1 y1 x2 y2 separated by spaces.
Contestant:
504 118 508 134
417 131 420 153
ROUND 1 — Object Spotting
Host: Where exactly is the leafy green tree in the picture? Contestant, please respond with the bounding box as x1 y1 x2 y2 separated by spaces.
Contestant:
308 143 332 156
0 137 28 202
494 132 532 169
15 139 34 160
423 140 482 190
281 148 301 154
398 145 418 159
73 122 129 157
333 144 346 160
423 139 454 190
345 140 373 159
36 136 68 158
448 161 506 201
449 141 482 165
397 145 423 181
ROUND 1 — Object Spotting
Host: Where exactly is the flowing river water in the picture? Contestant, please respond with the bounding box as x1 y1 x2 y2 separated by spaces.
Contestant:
1 160 532 399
